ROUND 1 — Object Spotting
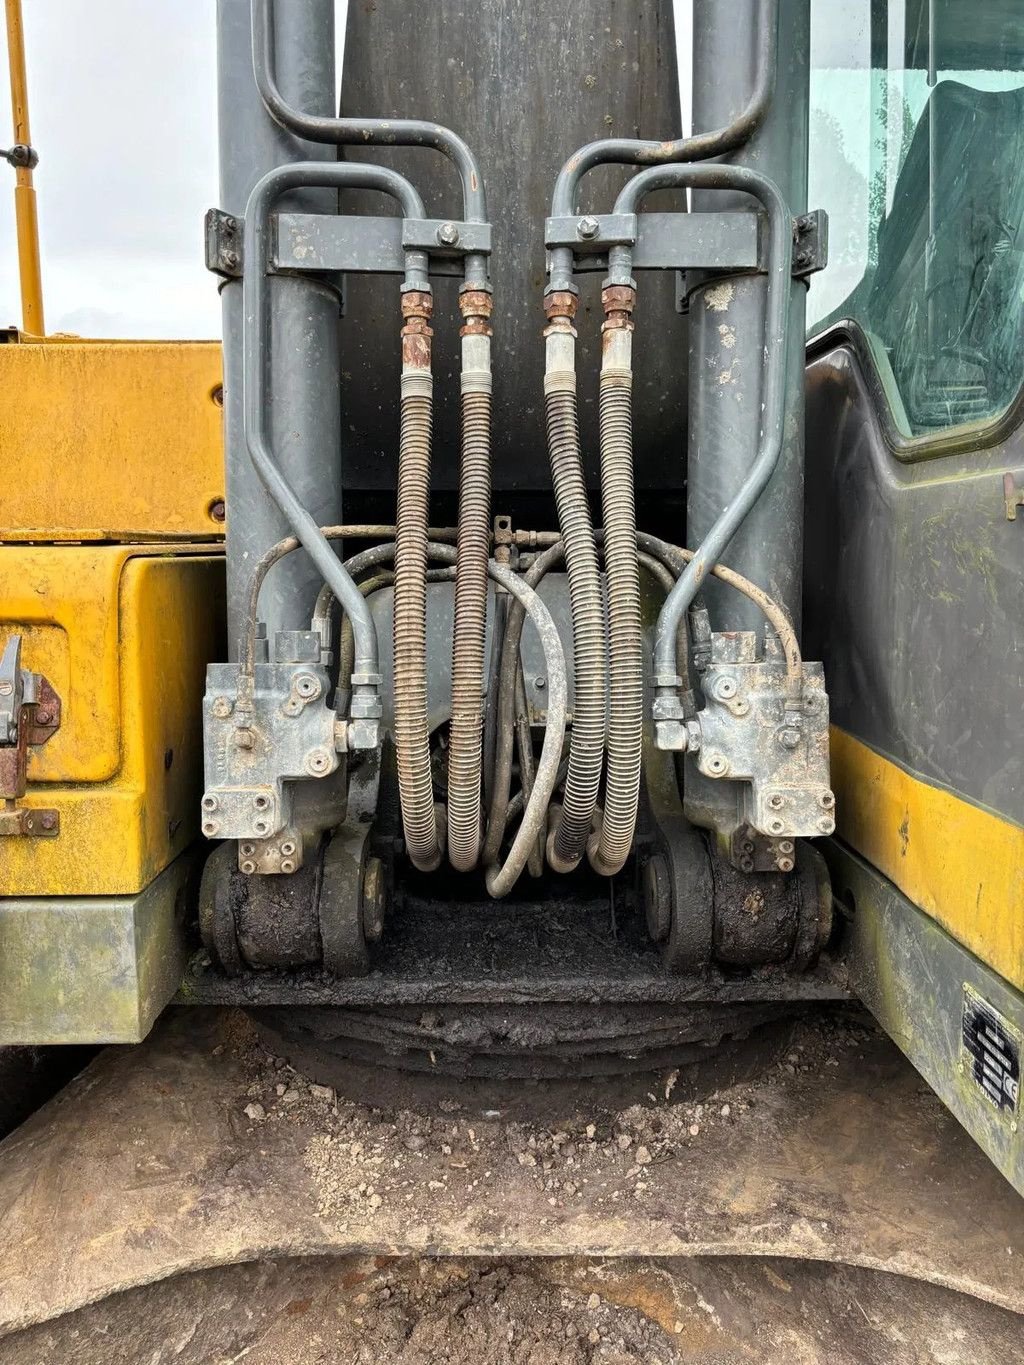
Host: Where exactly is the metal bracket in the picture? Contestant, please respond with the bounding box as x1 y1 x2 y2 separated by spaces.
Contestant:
545 208 828 282
273 213 491 277
0 634 61 839
791 209 828 279
1003 472 1024 521
207 206 492 282
205 208 243 278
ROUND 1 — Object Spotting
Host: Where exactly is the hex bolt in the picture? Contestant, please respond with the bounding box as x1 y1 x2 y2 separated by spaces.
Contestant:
201 794 219 812
713 676 737 700
576 215 600 239
40 812 57 831
305 747 332 776
436 221 461 246
294 673 320 700
35 708 51 725
768 793 785 810
212 696 233 719
778 727 801 750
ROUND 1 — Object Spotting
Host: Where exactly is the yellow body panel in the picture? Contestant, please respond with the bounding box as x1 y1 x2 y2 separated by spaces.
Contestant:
0 546 224 897
831 726 1024 991
0 337 224 542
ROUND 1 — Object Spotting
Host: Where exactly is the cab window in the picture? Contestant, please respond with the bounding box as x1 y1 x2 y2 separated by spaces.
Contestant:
808 0 1024 436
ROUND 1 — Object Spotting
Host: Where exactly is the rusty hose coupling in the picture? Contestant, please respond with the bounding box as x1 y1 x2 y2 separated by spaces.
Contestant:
459 288 493 337
401 290 433 371
601 284 636 331
543 289 578 338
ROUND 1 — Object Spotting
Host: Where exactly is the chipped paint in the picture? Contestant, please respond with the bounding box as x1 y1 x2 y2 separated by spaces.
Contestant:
718 323 737 349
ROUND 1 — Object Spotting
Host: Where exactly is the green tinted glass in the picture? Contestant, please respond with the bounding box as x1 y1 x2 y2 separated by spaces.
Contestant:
808 0 1024 436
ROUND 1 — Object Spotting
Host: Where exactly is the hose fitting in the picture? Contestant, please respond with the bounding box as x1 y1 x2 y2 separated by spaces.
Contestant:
395 289 443 872
448 289 494 871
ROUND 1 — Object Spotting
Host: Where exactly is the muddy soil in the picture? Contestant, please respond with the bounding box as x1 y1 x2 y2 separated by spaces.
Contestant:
2 1252 1021 1365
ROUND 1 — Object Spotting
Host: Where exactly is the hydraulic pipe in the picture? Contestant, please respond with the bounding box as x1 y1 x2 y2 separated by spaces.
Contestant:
547 0 777 290
542 292 606 873
251 0 488 288
589 283 642 877
447 290 494 871
609 163 793 716
243 161 428 704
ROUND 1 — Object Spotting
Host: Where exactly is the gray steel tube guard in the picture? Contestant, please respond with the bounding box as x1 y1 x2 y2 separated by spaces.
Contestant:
610 164 791 699
251 0 489 288
243 160 428 691
546 0 776 290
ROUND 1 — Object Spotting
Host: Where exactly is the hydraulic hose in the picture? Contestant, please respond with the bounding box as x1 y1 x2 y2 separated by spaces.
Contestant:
447 290 493 871
481 540 564 871
609 164 794 716
590 284 642 877
543 292 606 872
330 541 568 899
251 0 488 288
394 289 441 871
242 161 428 709
547 0 777 289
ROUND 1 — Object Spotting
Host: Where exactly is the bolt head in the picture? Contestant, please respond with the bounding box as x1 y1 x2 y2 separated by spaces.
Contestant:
201 794 219 812
40 811 57 831
240 859 255 875
534 675 547 690
778 727 801 750
777 856 795 872
436 221 460 246
768 793 785 810
202 819 219 837
305 746 332 776
576 216 600 240
817 816 835 834
212 696 233 718
280 859 295 874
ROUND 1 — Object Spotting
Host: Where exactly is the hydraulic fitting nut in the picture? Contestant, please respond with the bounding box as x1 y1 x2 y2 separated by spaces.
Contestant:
347 717 381 751
542 290 579 335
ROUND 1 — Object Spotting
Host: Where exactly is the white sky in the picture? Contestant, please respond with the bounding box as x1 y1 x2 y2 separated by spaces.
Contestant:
0 2 696 338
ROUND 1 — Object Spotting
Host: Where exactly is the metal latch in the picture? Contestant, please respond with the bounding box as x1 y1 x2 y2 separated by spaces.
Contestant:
0 634 61 838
